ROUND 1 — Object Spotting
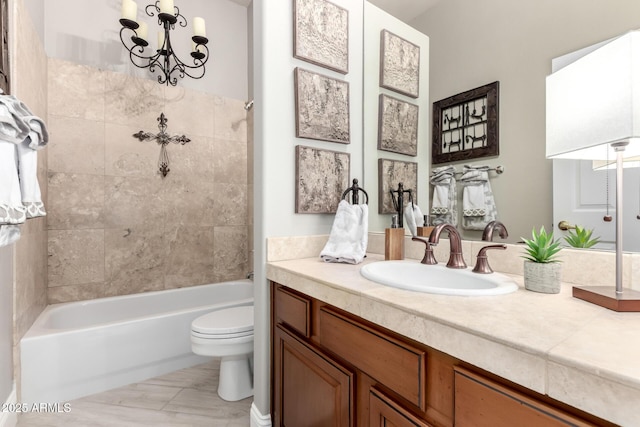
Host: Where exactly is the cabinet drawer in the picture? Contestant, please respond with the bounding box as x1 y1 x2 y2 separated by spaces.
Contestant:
454 367 596 427
274 285 310 337
319 307 426 409
370 388 433 427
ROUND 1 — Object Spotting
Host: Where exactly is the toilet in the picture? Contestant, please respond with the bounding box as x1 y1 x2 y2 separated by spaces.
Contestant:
191 305 254 401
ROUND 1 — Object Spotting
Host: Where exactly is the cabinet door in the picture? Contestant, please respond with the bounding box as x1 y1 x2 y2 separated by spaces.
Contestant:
370 388 433 427
273 324 354 427
454 367 596 427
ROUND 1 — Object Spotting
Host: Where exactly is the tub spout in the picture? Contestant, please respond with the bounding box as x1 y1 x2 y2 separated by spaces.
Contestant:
429 224 466 269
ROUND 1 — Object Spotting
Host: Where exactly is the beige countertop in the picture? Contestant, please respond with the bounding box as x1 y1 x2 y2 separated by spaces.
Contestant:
267 253 640 426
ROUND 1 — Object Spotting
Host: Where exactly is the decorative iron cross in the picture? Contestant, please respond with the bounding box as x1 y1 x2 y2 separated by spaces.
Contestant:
133 112 190 177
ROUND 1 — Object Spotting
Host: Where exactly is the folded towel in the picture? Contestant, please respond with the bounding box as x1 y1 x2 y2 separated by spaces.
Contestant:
460 165 497 230
404 203 424 237
429 166 457 226
0 225 20 247
0 141 26 225
320 200 369 264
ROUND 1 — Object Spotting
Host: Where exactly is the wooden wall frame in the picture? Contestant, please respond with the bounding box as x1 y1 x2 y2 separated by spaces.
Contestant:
432 81 499 165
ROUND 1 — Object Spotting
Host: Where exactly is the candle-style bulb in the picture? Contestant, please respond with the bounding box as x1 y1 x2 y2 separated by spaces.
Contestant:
193 17 206 38
159 0 174 15
121 0 137 21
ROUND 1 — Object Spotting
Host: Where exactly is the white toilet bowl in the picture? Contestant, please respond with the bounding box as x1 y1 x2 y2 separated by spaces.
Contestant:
191 305 254 401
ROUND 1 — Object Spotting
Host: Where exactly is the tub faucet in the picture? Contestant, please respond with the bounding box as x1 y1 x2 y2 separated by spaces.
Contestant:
482 220 508 242
429 224 466 269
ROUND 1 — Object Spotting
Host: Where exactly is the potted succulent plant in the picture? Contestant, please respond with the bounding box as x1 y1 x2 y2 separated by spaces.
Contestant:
564 226 601 249
521 226 563 293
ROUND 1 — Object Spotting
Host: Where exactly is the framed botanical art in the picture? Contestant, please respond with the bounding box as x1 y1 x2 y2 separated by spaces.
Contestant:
378 94 419 156
296 145 350 213
380 29 420 98
432 81 499 165
378 158 418 214
293 0 349 74
294 67 350 144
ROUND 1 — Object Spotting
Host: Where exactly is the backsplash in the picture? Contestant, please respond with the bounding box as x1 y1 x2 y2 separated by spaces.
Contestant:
267 233 640 290
46 58 251 303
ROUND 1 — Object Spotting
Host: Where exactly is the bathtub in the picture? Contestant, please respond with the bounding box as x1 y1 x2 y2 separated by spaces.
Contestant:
20 280 253 404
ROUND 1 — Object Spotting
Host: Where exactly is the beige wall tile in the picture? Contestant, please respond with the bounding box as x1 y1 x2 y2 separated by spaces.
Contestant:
214 226 248 282
48 229 105 287
104 227 165 296
163 176 215 227
105 122 161 178
47 115 105 175
104 71 163 127
213 139 247 184
103 176 164 229
212 183 248 227
164 226 215 288
213 96 247 142
47 172 105 230
47 282 107 304
168 135 214 179
163 87 215 138
48 58 105 121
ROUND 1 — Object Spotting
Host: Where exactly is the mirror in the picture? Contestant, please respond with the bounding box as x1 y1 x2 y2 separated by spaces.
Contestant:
365 0 640 249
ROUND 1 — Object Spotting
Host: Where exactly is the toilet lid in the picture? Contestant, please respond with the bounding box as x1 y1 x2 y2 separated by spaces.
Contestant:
192 305 254 336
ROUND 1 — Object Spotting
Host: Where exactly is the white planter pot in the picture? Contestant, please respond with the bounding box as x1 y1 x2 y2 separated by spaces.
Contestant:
523 260 562 294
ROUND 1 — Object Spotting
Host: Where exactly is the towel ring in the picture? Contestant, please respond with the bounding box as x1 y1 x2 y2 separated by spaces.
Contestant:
341 178 369 205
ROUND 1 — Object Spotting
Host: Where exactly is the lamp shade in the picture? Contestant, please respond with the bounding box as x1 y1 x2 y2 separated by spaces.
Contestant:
546 31 640 160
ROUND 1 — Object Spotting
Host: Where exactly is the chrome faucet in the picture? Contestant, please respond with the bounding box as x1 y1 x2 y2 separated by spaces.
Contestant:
429 224 466 269
482 220 508 242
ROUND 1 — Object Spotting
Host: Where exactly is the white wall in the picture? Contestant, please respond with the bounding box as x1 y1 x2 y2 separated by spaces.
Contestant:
40 0 248 100
410 0 640 243
252 0 364 420
0 245 13 411
364 2 429 232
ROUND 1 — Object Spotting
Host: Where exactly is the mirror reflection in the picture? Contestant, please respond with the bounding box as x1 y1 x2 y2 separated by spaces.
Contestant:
367 0 640 251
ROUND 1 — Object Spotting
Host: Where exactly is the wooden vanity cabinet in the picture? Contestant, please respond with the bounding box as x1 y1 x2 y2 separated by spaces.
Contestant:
271 283 614 427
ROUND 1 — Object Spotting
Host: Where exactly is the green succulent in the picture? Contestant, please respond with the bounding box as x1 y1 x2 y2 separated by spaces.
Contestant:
563 226 601 249
521 226 562 263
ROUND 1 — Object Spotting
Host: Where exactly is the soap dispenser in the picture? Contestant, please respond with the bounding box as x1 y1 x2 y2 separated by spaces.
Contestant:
385 215 404 260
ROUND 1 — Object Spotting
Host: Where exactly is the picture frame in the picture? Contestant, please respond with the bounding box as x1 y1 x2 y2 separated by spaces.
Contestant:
379 29 420 98
378 158 418 214
432 81 500 165
294 67 350 144
295 145 350 213
293 0 349 74
378 94 419 156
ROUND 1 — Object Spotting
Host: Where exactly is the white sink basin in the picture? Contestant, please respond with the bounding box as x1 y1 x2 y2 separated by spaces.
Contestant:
360 260 518 296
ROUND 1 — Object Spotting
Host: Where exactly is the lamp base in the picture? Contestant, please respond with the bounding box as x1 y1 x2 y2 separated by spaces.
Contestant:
573 286 640 312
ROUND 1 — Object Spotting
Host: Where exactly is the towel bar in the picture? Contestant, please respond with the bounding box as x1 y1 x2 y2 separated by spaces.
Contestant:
341 178 369 205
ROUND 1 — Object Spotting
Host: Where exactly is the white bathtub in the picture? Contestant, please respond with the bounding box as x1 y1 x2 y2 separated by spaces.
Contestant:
20 280 253 404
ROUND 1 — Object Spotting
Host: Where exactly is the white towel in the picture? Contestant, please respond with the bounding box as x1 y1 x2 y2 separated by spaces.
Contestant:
0 94 48 226
404 203 424 237
320 200 369 264
0 225 20 247
429 166 457 226
460 165 497 230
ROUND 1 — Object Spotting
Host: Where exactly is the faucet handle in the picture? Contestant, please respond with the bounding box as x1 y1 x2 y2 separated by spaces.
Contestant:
472 244 506 274
411 236 437 265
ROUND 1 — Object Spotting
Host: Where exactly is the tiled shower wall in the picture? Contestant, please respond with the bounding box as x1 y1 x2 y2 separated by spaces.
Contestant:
46 58 250 303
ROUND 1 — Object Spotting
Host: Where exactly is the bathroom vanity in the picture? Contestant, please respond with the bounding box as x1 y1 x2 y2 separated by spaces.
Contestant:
267 250 640 426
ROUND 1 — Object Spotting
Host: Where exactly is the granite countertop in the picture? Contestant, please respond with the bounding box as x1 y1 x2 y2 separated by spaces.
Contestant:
266 254 640 426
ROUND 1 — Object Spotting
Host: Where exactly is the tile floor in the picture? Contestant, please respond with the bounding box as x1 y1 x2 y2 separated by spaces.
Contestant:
16 359 252 426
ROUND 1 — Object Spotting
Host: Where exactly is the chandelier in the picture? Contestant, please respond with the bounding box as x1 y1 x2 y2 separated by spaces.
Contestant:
119 0 209 86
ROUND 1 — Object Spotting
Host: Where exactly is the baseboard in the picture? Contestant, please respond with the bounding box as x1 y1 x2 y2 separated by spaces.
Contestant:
0 385 17 427
250 402 272 427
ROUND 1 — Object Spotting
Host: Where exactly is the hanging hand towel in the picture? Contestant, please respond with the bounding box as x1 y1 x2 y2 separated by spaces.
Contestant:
460 165 498 230
0 225 20 247
0 93 49 225
320 200 369 264
429 166 457 226
403 203 424 237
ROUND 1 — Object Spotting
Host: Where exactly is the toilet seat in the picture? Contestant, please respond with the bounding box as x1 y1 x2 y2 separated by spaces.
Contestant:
191 305 253 339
